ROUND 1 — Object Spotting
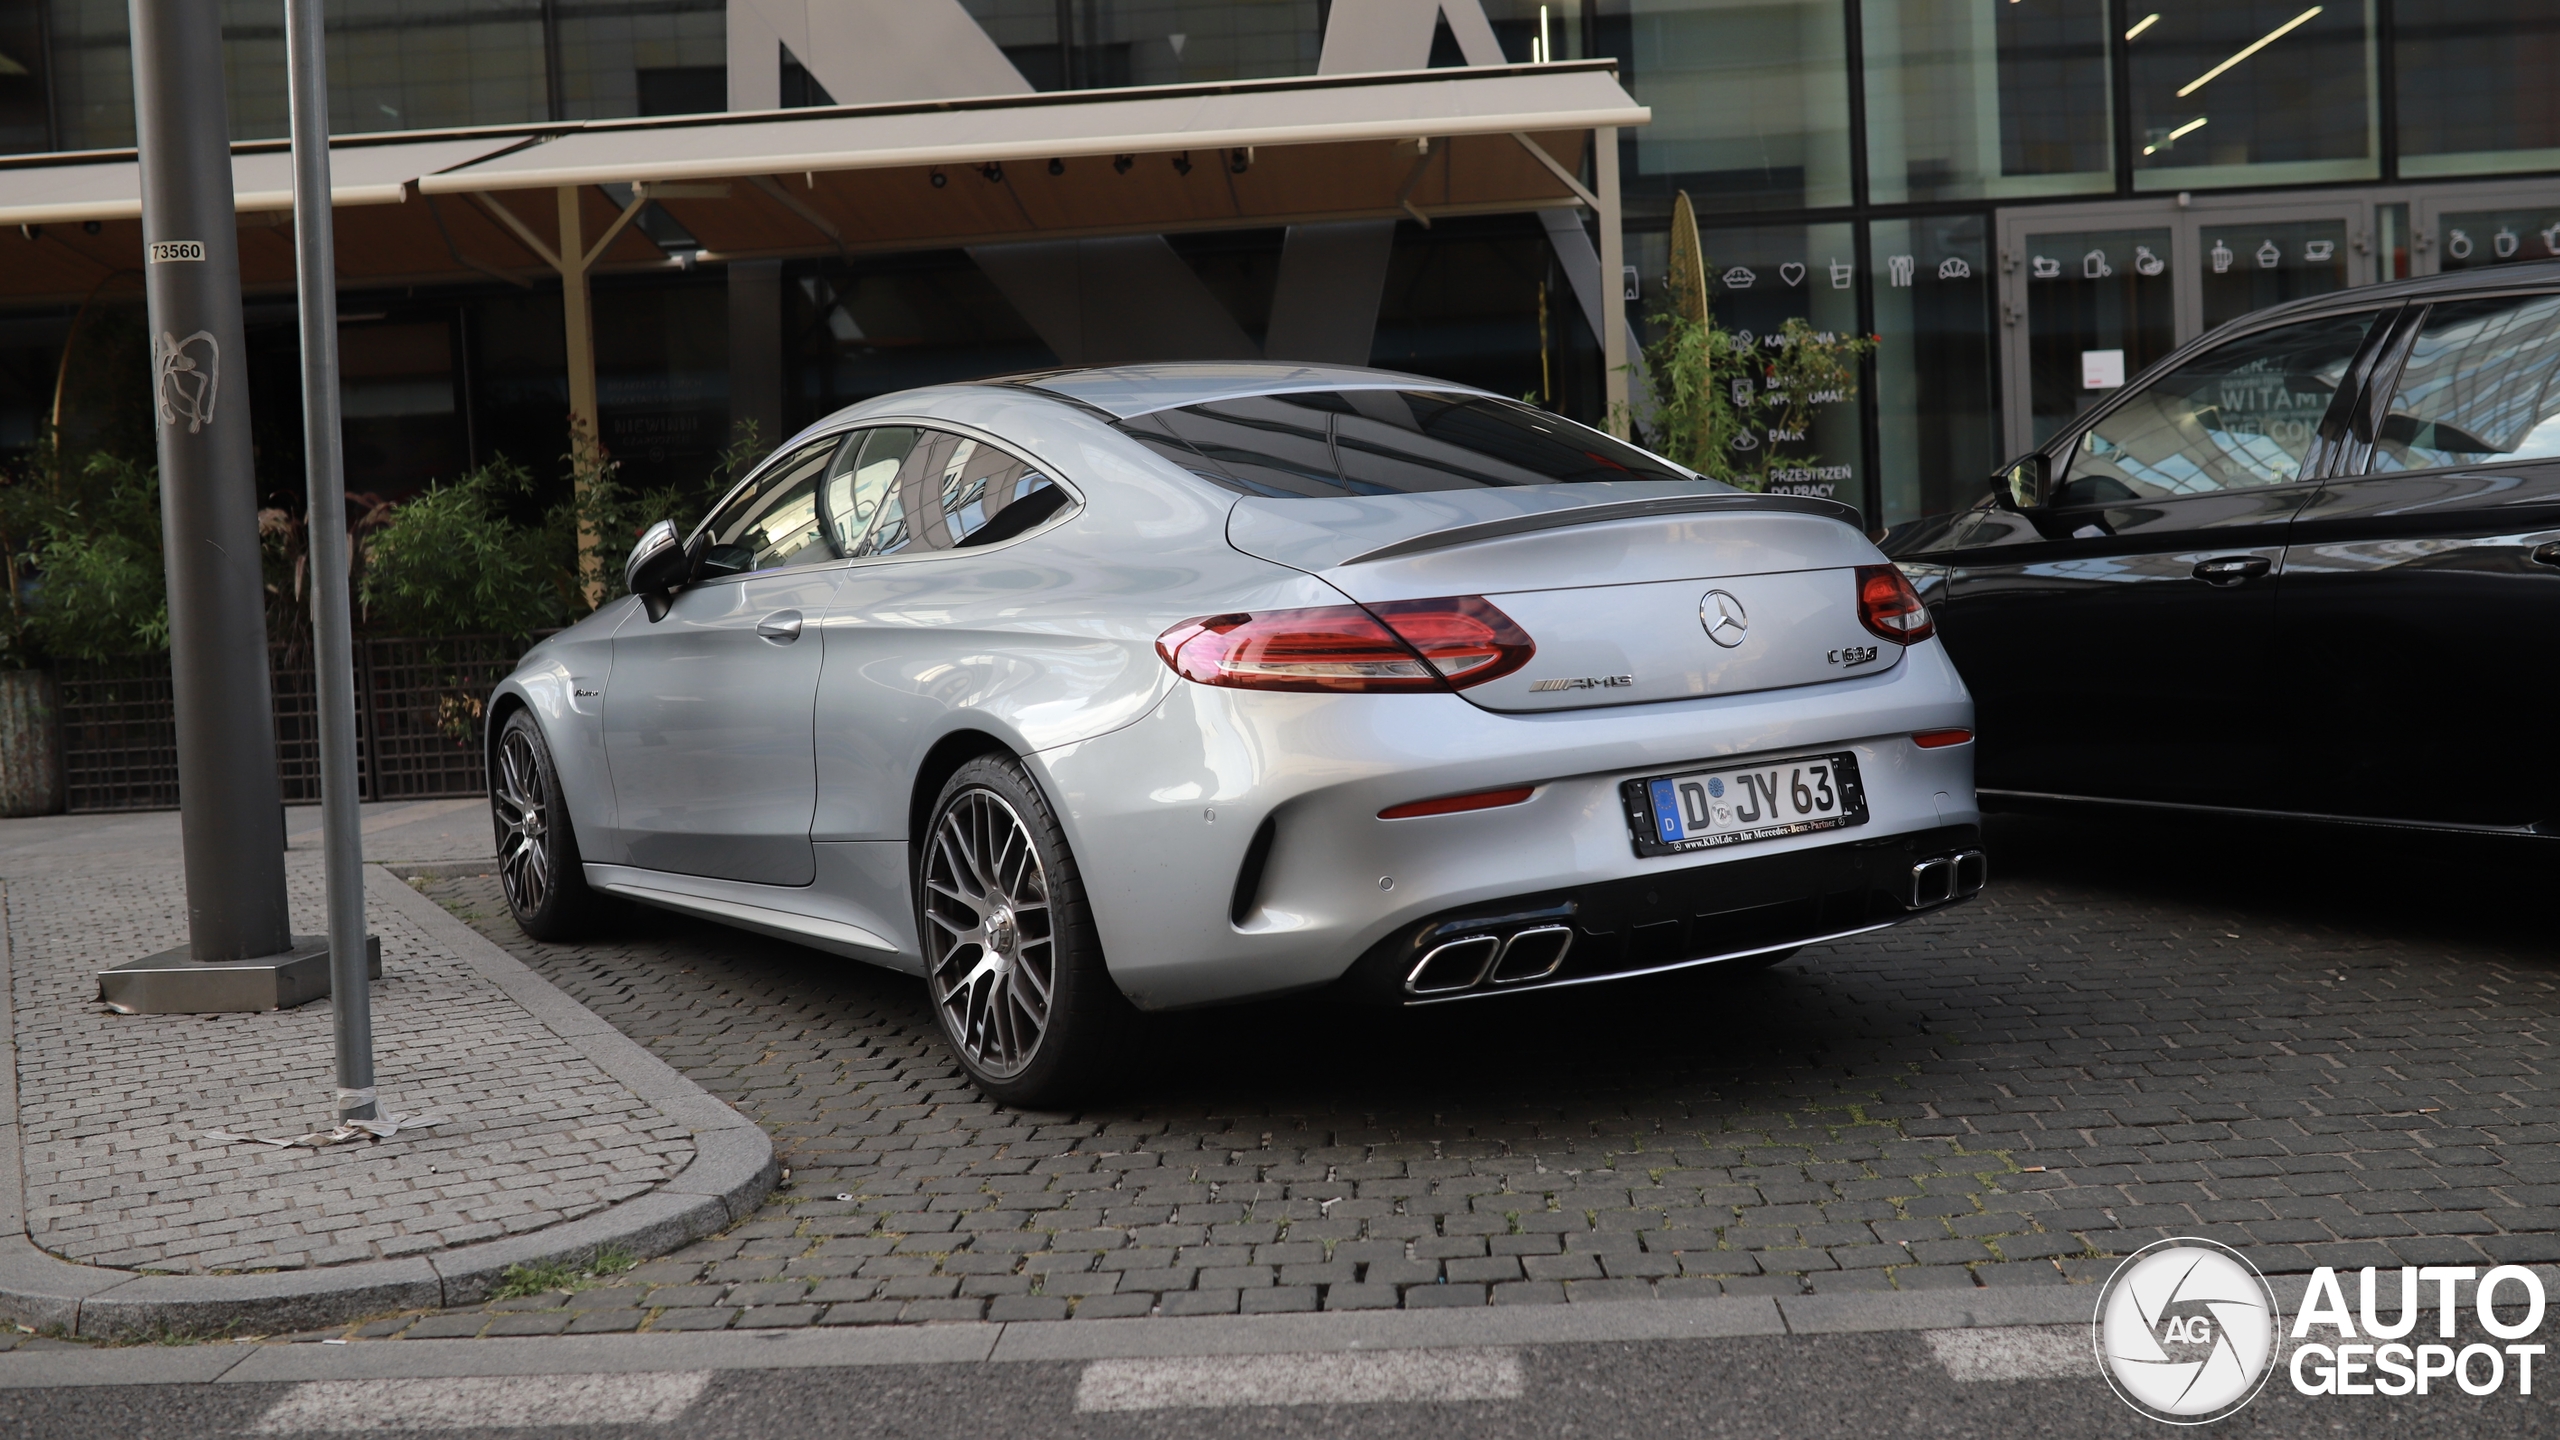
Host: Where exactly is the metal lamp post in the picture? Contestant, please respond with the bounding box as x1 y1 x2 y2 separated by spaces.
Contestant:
285 0 380 1120
97 0 379 1041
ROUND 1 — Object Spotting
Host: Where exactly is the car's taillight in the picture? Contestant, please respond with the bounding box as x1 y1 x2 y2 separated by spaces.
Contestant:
1156 596 1534 693
1855 564 1936 645
1369 597 1535 686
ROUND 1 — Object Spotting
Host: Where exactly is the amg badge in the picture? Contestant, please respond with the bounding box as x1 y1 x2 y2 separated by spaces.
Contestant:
1529 674 1634 693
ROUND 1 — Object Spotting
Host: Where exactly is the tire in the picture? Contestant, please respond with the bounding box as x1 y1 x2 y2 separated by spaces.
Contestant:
491 709 604 941
919 754 1133 1106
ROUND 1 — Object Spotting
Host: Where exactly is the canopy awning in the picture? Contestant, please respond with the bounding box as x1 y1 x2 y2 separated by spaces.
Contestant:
0 61 1642 303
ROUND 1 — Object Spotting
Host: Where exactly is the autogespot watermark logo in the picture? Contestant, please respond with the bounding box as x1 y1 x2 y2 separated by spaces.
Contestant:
2092 1238 2281 1424
2092 1242 2551 1423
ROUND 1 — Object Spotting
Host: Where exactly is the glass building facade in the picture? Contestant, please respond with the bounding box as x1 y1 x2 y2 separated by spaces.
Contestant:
0 0 2555 528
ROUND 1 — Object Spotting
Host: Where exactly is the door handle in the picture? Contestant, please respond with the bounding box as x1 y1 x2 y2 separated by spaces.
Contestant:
755 609 804 643
2190 555 2272 587
2533 541 2560 568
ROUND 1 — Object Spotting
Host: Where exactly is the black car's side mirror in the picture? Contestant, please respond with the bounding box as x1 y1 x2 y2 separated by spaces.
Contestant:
1990 454 2050 511
625 519 687 620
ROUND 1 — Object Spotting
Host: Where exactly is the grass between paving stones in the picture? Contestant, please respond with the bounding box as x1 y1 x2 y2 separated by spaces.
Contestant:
490 1246 639 1300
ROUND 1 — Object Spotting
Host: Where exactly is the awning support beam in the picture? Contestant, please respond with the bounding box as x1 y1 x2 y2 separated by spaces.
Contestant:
1509 132 1601 213
1394 140 1438 228
557 185 605 605
461 182 648 602
1596 126 1629 438
750 175 846 252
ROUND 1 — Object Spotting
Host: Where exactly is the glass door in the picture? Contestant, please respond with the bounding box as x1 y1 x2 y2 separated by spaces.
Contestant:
2412 185 2560 278
1997 195 2377 455
1998 203 2180 455
2180 196 2370 333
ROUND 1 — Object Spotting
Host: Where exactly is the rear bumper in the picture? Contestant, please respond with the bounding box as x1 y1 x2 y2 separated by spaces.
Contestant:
1033 637 1977 1011
1333 822 1983 1005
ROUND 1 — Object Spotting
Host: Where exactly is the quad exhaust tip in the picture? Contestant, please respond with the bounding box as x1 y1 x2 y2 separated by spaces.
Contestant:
1910 849 1988 909
1406 924 1575 996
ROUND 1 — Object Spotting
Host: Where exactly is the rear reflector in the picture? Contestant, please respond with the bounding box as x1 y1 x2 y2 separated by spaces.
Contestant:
1158 596 1534 693
1855 564 1936 645
1913 728 1973 748
1378 785 1535 820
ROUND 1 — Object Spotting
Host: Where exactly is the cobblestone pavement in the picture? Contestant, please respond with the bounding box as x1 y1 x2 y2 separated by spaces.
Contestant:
368 812 2556 1338
1 806 696 1275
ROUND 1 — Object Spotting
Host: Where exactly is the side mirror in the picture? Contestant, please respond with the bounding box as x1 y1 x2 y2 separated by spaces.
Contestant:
1991 454 2050 510
625 519 687 607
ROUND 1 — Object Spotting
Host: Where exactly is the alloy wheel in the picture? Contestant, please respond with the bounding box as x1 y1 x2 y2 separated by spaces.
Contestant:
923 787 1055 1078
493 726 553 919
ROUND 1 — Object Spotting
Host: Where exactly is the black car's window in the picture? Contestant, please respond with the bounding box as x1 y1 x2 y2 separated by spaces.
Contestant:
2370 293 2560 472
823 427 914 553
2058 312 2379 505
696 434 846 578
852 428 1068 558
1138 390 1699 497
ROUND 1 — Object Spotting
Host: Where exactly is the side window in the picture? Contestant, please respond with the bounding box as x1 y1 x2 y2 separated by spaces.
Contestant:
852 429 1071 558
695 435 846 579
2057 311 2380 505
2371 294 2560 472
823 427 916 553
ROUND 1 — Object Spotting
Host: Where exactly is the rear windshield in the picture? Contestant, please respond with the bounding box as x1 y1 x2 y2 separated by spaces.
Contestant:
1116 390 1703 498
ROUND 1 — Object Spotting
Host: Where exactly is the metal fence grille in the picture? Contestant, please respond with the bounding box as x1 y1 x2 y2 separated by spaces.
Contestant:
57 658 181 813
361 636 518 801
57 635 521 814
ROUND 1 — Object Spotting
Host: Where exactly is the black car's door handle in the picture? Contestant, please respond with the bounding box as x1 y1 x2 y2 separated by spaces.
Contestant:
2533 541 2560 568
755 609 805 643
2190 555 2272 587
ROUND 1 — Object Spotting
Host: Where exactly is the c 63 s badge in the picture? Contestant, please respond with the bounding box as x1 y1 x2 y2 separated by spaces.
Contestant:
1528 675 1634 693
1828 645 1881 667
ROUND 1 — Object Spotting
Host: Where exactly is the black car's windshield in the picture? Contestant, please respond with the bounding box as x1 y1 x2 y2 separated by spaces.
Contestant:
1116 390 1707 498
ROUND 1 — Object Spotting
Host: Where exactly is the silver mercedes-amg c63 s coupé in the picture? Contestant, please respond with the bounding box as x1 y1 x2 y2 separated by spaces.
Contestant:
487 363 1982 1103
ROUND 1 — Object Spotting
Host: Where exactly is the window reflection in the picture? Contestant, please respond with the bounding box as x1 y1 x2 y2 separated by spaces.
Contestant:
1617 0 1852 214
1872 216 1993 525
2059 311 2375 502
2127 1 2377 189
2372 295 2560 473
958 0 1320 91
1863 0 2112 204
2397 1 2560 178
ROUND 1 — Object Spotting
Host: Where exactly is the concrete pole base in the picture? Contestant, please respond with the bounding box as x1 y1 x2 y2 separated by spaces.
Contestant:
97 935 380 1014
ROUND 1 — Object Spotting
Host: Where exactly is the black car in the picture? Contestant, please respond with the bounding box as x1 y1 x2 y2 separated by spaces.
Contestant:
1886 260 2560 835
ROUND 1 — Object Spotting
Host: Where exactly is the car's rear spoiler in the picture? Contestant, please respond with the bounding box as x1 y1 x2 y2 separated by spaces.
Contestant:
1336 492 1866 566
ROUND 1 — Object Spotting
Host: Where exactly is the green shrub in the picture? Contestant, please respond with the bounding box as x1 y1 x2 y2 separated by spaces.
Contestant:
358 459 569 637
17 453 170 662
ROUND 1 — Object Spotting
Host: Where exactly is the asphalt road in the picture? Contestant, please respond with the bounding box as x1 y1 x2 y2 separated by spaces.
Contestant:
0 1324 2543 1440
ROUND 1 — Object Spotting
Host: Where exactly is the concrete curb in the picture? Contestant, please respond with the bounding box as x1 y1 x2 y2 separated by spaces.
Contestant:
0 862 776 1340
0 1285 2102 1388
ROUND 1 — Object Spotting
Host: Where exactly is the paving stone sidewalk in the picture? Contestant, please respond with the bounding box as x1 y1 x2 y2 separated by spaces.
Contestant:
0 803 702 1280
359 810 2559 1338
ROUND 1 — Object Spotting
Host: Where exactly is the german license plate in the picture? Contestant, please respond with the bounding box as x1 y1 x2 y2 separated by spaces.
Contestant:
1620 752 1867 858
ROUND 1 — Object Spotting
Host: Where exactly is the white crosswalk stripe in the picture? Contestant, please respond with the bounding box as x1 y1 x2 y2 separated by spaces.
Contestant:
1075 1348 1525 1411
253 1372 712 1432
1926 1326 2094 1382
